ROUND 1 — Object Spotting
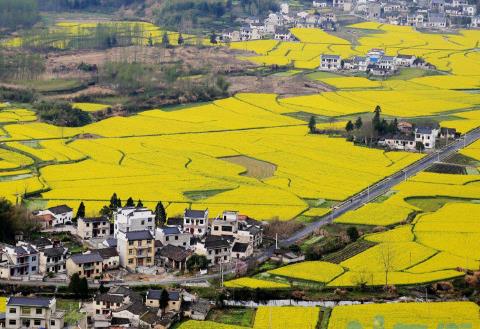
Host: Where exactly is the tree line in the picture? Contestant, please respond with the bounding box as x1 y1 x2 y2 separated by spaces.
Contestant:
0 50 45 80
0 0 39 30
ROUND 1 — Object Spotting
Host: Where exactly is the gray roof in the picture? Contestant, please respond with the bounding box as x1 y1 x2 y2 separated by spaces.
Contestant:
14 245 37 255
146 289 180 301
204 236 231 249
191 299 210 314
321 54 340 59
159 245 190 262
125 230 153 241
70 252 103 265
7 297 51 307
43 247 67 258
80 216 108 223
232 242 249 253
184 209 207 219
95 293 124 304
416 126 434 134
104 238 117 248
48 205 72 215
114 301 148 316
160 226 181 235
396 54 414 59
97 247 118 259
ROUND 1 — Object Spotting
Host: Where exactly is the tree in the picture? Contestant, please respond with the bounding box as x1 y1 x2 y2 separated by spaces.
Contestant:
379 244 395 289
177 33 184 45
346 226 359 242
79 277 89 299
345 120 354 134
117 198 122 208
186 254 208 272
126 197 135 207
109 193 118 209
355 117 363 130
308 116 317 134
210 32 218 44
99 283 109 294
389 118 398 134
136 199 143 208
155 201 167 227
162 32 170 48
372 105 382 133
68 273 81 297
147 34 153 47
76 202 85 219
159 289 170 314
100 205 111 217
0 198 36 244
416 141 425 153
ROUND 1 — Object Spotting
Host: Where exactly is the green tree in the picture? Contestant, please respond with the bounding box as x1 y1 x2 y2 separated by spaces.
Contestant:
355 116 363 130
136 199 143 208
147 34 153 47
186 254 208 272
76 202 85 219
210 32 218 44
68 273 81 297
162 32 170 47
109 193 118 209
126 197 135 207
178 33 184 45
79 277 89 299
159 289 170 314
389 118 399 134
347 226 359 242
155 201 167 227
416 141 425 152
345 120 354 133
308 116 316 134
372 105 382 133
98 283 109 294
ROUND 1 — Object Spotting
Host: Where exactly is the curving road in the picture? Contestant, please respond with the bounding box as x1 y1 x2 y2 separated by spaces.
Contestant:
281 127 480 246
2 128 479 288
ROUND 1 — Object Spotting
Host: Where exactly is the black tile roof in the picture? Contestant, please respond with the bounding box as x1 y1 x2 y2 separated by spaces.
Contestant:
80 216 109 223
97 247 118 259
114 301 148 316
146 289 180 301
7 297 51 307
232 242 249 253
70 252 103 264
204 236 231 249
159 245 190 262
95 293 124 304
125 230 153 241
43 247 67 258
184 209 207 219
159 226 181 235
48 205 72 215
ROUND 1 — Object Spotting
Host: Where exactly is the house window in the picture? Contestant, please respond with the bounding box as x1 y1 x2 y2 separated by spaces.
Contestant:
138 241 142 246
32 256 36 261
9 320 16 326
175 236 178 240
147 257 152 262
51 320 55 326
128 259 133 264
36 308 42 314
34 319 41 326
129 249 133 255
129 241 134 246
32 266 36 271
141 220 145 225
166 236 169 241
199 220 203 224
9 308 16 313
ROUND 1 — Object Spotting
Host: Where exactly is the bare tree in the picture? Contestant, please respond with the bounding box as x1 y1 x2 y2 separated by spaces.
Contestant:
379 244 395 289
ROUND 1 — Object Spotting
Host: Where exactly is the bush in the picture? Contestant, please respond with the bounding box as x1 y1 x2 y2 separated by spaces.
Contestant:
34 101 92 127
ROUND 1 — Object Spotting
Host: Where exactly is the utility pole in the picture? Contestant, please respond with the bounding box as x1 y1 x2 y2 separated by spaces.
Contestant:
275 233 278 250
220 261 224 287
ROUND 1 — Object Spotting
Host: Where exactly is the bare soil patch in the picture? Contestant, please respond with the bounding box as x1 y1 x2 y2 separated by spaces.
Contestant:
220 155 276 179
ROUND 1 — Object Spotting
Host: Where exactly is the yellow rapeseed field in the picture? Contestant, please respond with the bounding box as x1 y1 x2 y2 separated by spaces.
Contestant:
328 302 480 329
224 277 290 289
268 261 344 283
253 306 320 329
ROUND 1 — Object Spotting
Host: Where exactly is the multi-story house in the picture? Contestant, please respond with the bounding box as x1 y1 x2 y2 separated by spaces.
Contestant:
236 223 263 248
471 16 480 27
32 205 73 227
39 246 68 275
395 54 417 67
195 236 231 266
415 127 439 149
117 230 155 271
5 296 65 329
211 211 239 237
93 286 142 318
156 226 191 248
97 247 120 270
183 209 209 238
113 206 155 237
66 252 104 279
78 216 111 240
0 244 39 279
319 54 341 71
145 289 182 313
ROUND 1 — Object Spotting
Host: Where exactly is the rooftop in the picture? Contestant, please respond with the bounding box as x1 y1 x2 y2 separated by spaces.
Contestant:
125 230 153 241
7 297 52 307
70 252 103 264
48 205 72 215
184 209 208 219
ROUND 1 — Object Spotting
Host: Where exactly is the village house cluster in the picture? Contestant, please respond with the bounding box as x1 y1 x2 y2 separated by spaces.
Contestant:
320 48 426 76
0 206 263 282
221 3 337 42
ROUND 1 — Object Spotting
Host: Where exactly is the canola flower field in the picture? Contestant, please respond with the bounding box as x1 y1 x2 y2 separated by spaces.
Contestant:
0 23 479 223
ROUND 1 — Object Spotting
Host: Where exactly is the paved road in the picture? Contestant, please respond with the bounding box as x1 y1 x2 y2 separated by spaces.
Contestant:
281 127 480 247
3 128 479 288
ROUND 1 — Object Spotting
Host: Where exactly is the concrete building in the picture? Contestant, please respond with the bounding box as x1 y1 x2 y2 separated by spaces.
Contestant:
5 297 65 329
211 211 239 237
156 226 191 248
183 209 209 237
415 127 439 149
39 246 68 275
66 252 104 279
0 244 39 279
33 205 72 227
117 230 155 271
78 216 111 240
145 289 182 313
113 207 155 237
195 236 231 266
319 54 341 71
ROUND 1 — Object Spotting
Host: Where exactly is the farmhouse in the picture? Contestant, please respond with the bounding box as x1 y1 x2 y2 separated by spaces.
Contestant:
78 216 111 240
382 134 416 151
157 244 191 271
5 297 65 329
0 244 39 279
33 205 73 227
195 235 232 266
184 208 209 237
113 206 155 237
319 54 341 71
117 230 155 271
66 251 103 279
156 226 191 248
38 246 68 275
415 126 439 149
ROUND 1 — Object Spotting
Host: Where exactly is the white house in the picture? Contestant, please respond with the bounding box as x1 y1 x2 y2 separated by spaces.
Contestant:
319 54 341 71
415 127 439 149
471 16 480 28
194 236 232 266
395 54 417 67
113 207 155 237
155 226 191 248
39 246 68 275
377 56 396 71
33 205 73 226
211 211 239 237
5 297 65 329
184 209 209 238
274 28 292 41
0 244 39 279
382 135 416 151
